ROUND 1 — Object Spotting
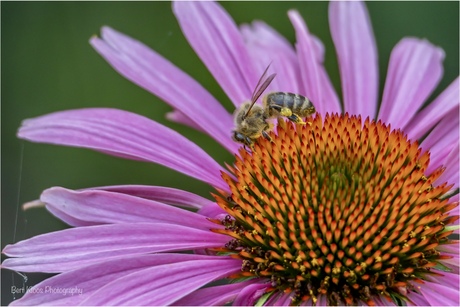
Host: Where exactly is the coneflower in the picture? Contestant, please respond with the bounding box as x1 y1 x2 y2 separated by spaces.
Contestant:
215 114 458 305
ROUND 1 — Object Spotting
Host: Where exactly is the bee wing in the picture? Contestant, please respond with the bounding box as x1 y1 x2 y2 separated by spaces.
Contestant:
251 73 276 105
250 63 272 102
244 65 276 119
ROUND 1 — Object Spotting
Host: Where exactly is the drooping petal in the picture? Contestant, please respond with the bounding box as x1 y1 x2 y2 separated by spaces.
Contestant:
173 1 257 106
418 272 460 305
172 279 256 306
426 271 460 291
166 110 205 132
378 38 445 129
46 206 93 227
2 223 228 273
17 108 229 191
9 254 171 306
239 21 301 94
438 242 460 255
316 295 330 306
304 33 342 116
40 187 219 227
90 27 237 153
371 295 398 306
8 254 233 306
233 282 270 306
420 110 459 174
88 184 215 210
198 202 227 219
80 256 241 305
288 10 341 114
111 185 226 231
405 77 460 140
443 259 460 275
406 292 430 306
329 0 378 119
265 292 294 306
314 46 342 115
435 145 459 190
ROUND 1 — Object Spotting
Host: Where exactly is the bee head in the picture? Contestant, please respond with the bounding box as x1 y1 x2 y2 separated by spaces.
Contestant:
232 130 252 146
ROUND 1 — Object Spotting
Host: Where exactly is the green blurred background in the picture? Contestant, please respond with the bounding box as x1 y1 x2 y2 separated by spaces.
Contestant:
1 1 458 304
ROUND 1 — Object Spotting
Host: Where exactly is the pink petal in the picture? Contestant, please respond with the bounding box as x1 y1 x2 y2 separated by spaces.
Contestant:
435 145 459 190
316 295 330 306
46 207 94 227
80 256 241 305
2 223 229 273
406 292 430 306
418 276 460 305
88 184 214 210
425 271 460 290
8 254 230 306
233 282 269 305
90 27 237 153
172 279 256 306
173 1 257 106
440 257 460 275
378 38 445 129
421 109 459 174
239 21 301 93
405 77 460 140
17 108 229 191
198 202 227 219
438 243 460 258
41 187 219 227
166 110 205 132
329 0 378 119
371 295 398 306
288 10 341 114
265 292 293 306
87 185 228 221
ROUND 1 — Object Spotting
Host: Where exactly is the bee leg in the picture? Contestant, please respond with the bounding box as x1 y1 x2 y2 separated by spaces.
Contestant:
243 137 255 152
269 105 294 118
268 105 310 125
262 130 273 142
279 107 293 117
268 104 283 115
287 113 309 125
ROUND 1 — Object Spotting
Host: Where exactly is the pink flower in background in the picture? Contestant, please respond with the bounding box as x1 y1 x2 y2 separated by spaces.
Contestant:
2 1 458 306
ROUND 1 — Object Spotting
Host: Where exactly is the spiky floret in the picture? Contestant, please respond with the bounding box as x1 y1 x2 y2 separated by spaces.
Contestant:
214 113 458 305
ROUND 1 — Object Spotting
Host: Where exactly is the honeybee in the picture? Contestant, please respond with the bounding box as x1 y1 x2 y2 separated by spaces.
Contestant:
232 65 316 147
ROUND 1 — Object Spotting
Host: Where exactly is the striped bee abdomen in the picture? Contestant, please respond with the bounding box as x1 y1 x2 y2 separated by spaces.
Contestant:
265 92 315 117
